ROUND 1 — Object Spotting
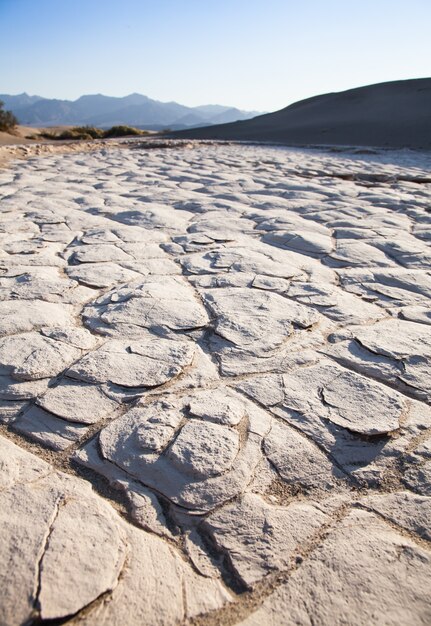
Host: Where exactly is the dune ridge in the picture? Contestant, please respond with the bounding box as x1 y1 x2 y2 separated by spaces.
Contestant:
174 78 431 149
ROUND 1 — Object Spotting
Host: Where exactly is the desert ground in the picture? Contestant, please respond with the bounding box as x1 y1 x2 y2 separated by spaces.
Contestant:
0 125 101 146
0 140 430 625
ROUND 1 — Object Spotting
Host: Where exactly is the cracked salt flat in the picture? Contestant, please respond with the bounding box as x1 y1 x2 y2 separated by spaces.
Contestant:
0 142 430 625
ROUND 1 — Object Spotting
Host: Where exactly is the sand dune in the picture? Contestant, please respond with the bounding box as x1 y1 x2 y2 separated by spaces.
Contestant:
0 126 37 146
174 78 431 149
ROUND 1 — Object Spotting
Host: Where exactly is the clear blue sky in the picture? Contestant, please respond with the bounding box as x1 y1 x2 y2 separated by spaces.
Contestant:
1 0 430 111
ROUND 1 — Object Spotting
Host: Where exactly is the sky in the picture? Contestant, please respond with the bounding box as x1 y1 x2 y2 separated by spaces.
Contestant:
1 0 430 112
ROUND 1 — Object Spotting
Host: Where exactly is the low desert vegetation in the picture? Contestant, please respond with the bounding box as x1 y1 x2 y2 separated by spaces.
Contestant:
0 100 18 132
35 125 149 141
59 126 104 140
104 125 145 138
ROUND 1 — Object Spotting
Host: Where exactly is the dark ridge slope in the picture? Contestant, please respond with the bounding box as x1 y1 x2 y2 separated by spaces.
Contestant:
172 78 431 149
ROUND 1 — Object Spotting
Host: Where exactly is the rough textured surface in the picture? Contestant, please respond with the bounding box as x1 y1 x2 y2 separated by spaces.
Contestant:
239 510 431 625
0 142 430 625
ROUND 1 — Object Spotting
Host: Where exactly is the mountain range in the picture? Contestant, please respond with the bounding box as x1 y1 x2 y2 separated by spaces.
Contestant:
174 78 431 149
0 92 260 130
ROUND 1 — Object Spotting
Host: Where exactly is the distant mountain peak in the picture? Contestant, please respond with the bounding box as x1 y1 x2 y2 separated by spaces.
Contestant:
1 92 259 129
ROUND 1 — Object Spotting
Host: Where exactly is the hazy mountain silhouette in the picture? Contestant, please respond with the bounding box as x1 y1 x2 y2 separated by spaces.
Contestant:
0 92 259 129
173 78 431 149
0 93 43 109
